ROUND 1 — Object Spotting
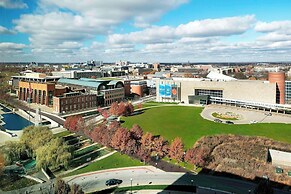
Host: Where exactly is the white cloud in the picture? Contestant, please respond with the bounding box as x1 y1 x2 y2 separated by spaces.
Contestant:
108 15 255 45
108 26 176 44
0 42 26 50
176 15 256 37
255 21 291 34
13 0 188 59
39 0 188 27
0 26 15 34
0 0 27 9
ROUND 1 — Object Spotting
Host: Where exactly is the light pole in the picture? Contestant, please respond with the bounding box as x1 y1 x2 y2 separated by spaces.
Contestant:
130 178 133 194
191 179 194 193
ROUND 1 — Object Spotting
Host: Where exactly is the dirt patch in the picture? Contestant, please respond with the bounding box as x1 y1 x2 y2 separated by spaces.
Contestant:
193 135 291 186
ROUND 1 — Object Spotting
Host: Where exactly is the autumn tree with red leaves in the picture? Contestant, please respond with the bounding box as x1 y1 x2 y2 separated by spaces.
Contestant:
130 124 143 141
109 102 119 116
168 137 184 162
108 101 134 117
124 102 134 116
117 101 126 116
141 132 153 151
111 127 130 152
64 115 84 132
97 106 109 119
0 153 4 175
91 123 108 145
152 136 168 158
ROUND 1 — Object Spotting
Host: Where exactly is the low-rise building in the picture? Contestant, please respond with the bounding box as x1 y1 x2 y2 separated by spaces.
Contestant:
53 92 97 114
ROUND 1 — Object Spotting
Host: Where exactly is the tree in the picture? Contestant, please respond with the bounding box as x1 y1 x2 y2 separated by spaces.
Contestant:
69 184 84 194
64 116 84 132
152 136 168 158
186 146 209 167
124 102 134 116
109 102 119 116
21 126 53 157
54 179 84 194
90 123 108 145
141 132 153 151
137 146 151 163
97 107 109 119
168 137 184 162
185 148 195 164
130 124 143 141
125 139 139 155
2 141 26 165
117 101 126 116
55 179 70 194
36 138 71 170
0 153 5 175
111 127 130 152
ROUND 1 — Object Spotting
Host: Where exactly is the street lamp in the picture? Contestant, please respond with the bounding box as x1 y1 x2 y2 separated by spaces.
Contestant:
130 178 133 194
191 179 194 193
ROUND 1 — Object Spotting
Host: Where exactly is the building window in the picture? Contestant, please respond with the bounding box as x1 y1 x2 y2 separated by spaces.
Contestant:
195 89 223 98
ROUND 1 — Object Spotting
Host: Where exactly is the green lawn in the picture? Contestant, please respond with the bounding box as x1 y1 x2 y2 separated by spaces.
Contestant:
123 106 291 148
53 130 72 138
0 176 37 191
66 152 143 177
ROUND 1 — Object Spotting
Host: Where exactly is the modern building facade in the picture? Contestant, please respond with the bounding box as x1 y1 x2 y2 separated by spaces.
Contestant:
130 80 148 97
268 72 285 104
156 72 291 113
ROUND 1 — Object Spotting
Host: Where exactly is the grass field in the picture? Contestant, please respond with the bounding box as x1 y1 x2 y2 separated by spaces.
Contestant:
66 152 143 177
53 130 72 138
122 106 291 148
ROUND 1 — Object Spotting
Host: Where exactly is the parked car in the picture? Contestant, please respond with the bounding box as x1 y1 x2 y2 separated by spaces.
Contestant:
214 119 222 123
225 121 234 124
105 179 123 186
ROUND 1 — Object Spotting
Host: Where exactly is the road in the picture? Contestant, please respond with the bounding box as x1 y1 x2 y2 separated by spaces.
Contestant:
4 167 291 194
63 167 291 194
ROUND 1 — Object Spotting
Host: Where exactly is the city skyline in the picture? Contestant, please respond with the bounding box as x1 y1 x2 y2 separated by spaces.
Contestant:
1 0 291 62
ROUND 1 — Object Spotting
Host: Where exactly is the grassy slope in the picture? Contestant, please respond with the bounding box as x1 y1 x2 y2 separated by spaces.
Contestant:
123 106 291 148
66 152 143 177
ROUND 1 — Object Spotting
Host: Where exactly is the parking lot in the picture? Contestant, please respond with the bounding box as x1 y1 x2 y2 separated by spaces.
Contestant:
201 104 291 124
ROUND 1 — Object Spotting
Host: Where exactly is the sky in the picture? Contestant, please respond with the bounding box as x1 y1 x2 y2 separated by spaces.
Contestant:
1 0 291 63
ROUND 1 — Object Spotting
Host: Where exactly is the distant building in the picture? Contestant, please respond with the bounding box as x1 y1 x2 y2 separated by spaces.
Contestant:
11 73 60 89
52 70 102 79
130 80 148 97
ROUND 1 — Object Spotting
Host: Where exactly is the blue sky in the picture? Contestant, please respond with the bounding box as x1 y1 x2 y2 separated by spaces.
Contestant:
1 0 291 62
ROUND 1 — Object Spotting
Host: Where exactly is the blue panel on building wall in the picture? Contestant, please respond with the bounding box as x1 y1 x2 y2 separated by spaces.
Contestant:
165 84 172 97
159 84 165 97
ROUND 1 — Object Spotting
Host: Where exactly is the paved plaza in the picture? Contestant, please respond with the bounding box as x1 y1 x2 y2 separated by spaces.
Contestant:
201 104 291 124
